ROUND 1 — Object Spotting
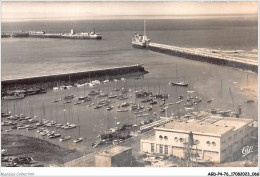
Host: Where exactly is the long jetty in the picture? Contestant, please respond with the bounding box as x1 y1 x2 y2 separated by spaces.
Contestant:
147 42 258 72
1 64 146 88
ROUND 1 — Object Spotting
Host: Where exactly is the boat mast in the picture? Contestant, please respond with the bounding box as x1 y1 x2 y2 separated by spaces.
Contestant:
68 75 71 96
77 104 80 137
71 104 74 124
144 20 146 36
63 105 66 123
56 104 58 124
176 64 178 82
84 83 86 97
50 104 52 121
69 104 71 123
13 103 15 115
247 73 248 89
107 117 109 131
6 102 8 113
43 103 45 120
78 115 80 137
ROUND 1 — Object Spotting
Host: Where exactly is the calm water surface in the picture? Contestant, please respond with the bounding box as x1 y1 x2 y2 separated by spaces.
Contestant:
1 16 258 154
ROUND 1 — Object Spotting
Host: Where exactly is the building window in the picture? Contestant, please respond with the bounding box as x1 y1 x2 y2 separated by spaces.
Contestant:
180 138 183 142
164 136 168 140
174 137 178 142
206 141 211 145
164 145 168 155
159 135 163 140
159 145 163 154
228 136 232 141
151 143 154 153
251 131 253 136
212 142 216 146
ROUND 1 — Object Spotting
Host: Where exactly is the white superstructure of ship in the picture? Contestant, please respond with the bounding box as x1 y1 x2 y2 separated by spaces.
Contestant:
132 20 150 48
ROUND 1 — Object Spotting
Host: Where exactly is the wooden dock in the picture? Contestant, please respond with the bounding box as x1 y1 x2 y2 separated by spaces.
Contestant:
148 42 258 72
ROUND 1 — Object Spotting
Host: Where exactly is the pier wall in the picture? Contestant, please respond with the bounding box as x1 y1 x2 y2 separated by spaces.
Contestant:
148 43 258 73
28 34 102 40
1 65 146 88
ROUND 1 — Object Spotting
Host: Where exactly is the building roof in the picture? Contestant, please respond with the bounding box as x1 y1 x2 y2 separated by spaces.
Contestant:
96 146 132 157
212 118 253 131
155 117 254 136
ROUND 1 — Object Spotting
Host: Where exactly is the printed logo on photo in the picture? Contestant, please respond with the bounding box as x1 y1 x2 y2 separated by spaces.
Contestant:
242 146 253 157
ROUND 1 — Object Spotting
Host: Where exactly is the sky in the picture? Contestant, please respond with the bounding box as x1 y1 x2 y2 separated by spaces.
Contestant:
1 1 258 22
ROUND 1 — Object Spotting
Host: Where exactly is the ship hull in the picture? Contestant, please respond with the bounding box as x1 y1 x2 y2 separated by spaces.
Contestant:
1 34 11 38
171 82 188 87
2 95 25 100
12 32 29 37
132 43 146 49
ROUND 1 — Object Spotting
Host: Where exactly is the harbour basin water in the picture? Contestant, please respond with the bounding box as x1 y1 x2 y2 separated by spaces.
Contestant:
1 16 258 156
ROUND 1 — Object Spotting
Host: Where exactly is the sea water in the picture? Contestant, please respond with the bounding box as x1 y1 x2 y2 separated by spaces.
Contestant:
1 15 258 154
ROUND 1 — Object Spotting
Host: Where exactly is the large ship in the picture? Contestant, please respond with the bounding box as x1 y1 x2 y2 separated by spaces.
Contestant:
12 31 29 37
28 31 46 37
132 20 150 48
78 29 102 39
59 29 102 39
1 33 11 38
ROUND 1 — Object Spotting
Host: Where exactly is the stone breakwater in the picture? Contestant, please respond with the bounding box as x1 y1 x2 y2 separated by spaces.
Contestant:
147 42 258 73
1 64 147 88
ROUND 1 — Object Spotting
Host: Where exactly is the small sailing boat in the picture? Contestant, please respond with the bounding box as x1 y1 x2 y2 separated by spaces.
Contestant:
26 125 37 131
94 104 103 109
207 98 214 103
59 136 71 142
147 106 152 111
108 95 117 99
73 111 83 143
150 100 157 105
49 133 61 139
121 102 130 107
64 76 75 100
170 64 188 87
117 109 128 112
176 100 183 104
107 105 113 111
73 137 83 143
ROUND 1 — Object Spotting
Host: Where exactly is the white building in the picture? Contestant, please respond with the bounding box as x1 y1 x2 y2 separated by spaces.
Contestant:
141 116 257 163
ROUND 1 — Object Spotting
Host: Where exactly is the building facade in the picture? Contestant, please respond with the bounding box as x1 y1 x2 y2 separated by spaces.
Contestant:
141 117 257 163
95 146 132 167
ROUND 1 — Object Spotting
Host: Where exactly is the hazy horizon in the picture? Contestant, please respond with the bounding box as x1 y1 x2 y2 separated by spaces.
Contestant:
1 1 258 22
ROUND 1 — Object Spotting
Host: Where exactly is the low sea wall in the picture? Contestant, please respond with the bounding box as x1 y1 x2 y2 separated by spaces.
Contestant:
1 65 146 88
